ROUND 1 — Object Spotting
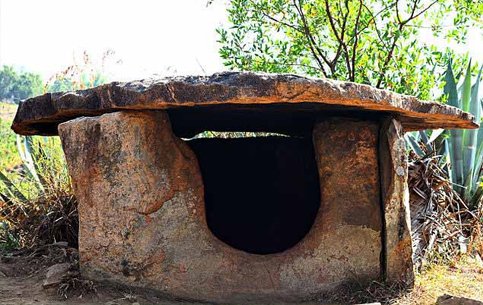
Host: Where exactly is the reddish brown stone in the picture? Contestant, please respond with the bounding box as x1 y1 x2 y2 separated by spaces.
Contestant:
58 111 385 303
13 72 477 136
379 118 414 284
312 118 383 280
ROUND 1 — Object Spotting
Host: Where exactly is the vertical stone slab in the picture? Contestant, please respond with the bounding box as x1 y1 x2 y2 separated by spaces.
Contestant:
379 118 414 284
311 118 383 283
58 111 206 287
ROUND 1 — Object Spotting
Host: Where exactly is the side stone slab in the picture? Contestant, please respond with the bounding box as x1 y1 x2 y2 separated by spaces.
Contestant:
58 111 384 303
379 118 414 284
312 118 383 283
58 111 208 290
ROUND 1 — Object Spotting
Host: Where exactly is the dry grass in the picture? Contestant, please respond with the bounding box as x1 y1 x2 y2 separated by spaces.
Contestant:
408 152 483 269
390 256 483 305
412 256 483 304
0 102 17 121
0 190 78 250
327 256 483 304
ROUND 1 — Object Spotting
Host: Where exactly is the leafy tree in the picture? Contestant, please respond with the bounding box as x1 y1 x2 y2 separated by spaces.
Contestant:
0 66 43 103
217 0 482 99
12 72 43 100
0 66 16 99
48 78 75 92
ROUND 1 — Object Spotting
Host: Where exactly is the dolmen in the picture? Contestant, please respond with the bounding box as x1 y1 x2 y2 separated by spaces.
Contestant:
12 72 478 303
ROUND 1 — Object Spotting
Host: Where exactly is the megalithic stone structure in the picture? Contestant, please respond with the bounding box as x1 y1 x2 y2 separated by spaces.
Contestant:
12 72 478 304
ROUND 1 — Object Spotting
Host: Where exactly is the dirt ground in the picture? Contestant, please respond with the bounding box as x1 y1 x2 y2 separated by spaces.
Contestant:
1 246 482 305
0 246 207 305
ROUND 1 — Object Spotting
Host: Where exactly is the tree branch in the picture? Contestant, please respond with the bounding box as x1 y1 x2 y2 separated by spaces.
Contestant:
323 0 352 76
323 0 342 43
351 0 363 81
376 0 439 88
349 3 394 49
260 11 302 34
293 0 331 76
409 0 439 21
340 4 353 79
395 0 402 24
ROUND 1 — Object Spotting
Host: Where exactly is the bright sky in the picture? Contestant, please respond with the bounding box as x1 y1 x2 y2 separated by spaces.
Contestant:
0 0 481 82
0 0 228 81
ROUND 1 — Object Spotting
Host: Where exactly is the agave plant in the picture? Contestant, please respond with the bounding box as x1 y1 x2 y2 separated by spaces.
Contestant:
406 60 482 207
0 136 76 249
444 60 482 207
0 136 70 203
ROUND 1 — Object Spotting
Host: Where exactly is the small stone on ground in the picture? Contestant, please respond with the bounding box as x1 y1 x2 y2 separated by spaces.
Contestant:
437 294 483 305
42 262 71 288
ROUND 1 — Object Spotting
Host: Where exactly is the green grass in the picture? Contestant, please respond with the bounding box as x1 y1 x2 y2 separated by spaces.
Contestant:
0 102 20 171
1 101 75 250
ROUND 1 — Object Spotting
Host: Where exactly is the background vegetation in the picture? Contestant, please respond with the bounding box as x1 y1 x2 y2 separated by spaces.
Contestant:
0 52 111 250
0 66 43 103
217 0 482 99
0 4 482 301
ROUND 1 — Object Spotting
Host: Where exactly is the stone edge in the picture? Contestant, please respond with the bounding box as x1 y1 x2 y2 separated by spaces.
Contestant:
12 72 478 135
379 118 415 285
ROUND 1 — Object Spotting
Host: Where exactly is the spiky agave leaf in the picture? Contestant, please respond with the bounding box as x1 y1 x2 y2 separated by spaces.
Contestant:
469 65 483 205
406 133 425 157
461 61 477 199
429 129 445 144
419 130 433 154
440 138 452 178
16 135 44 192
444 60 464 190
0 171 27 203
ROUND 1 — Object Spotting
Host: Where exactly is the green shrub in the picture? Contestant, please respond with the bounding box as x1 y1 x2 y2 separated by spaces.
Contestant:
0 136 77 250
0 118 20 170
407 60 482 208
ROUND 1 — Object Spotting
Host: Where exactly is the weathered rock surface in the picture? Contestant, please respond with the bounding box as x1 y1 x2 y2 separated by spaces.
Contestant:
58 111 385 303
379 118 414 284
42 263 72 288
13 72 477 136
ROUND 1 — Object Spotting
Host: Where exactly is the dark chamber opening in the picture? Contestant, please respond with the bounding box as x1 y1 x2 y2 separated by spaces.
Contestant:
186 136 321 255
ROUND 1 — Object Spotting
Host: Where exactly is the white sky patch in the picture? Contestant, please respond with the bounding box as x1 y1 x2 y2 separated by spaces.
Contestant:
0 0 228 81
0 0 481 82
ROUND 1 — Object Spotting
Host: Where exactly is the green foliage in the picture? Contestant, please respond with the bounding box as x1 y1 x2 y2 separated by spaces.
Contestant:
0 136 75 249
0 119 20 170
218 0 482 99
48 78 75 92
0 136 70 203
0 51 114 250
0 221 18 251
0 65 43 103
409 60 483 207
443 61 483 206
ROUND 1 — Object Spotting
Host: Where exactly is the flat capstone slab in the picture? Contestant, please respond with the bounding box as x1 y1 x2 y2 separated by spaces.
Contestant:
11 72 478 136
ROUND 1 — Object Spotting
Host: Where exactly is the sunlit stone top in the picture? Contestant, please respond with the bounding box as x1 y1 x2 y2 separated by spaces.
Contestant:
12 72 478 136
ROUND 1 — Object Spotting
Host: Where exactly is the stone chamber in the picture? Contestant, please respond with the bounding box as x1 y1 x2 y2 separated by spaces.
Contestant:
11 72 478 304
